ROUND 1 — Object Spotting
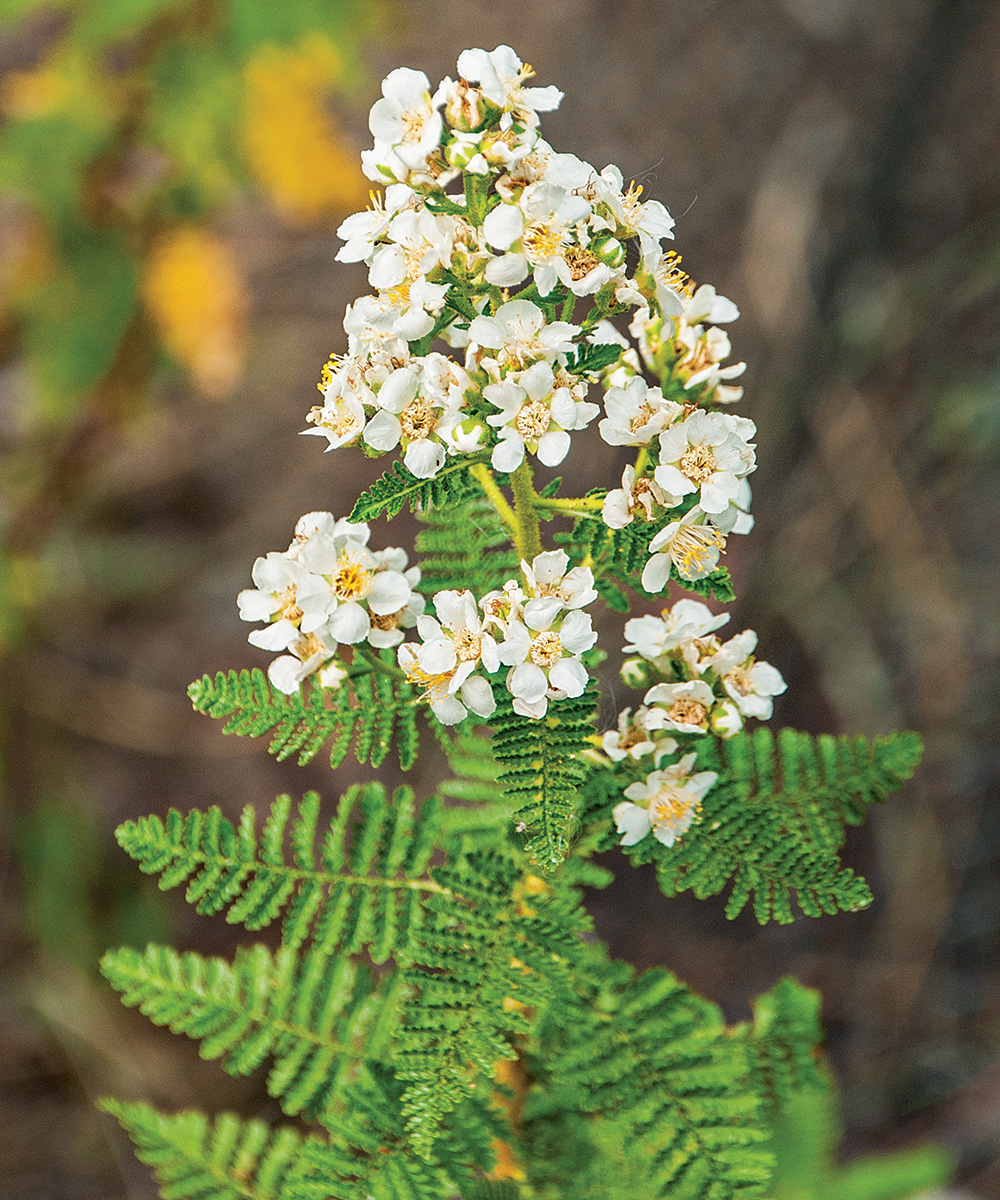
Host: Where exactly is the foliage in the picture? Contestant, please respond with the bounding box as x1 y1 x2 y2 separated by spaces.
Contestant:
584 728 922 923
114 784 443 959
349 458 488 523
188 664 422 771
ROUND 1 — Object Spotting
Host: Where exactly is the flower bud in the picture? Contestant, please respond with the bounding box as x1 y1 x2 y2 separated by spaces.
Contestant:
710 699 743 739
591 233 625 267
620 657 650 688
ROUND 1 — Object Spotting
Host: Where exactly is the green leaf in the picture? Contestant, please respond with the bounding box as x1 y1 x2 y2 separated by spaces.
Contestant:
187 665 421 771
590 728 922 924
489 685 598 871
101 1100 315 1200
349 458 486 523
114 785 444 957
101 943 403 1124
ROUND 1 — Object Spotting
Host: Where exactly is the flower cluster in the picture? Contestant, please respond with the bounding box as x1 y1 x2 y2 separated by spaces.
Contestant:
238 512 422 694
302 46 701 483
398 549 597 722
602 598 785 846
603 597 785 759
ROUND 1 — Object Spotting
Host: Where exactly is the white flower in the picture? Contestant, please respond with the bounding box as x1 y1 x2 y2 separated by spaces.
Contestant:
468 299 580 369
599 377 681 447
602 465 676 531
706 630 787 721
674 321 746 401
520 549 597 628
368 208 456 291
613 753 717 847
334 185 414 264
484 359 596 472
641 511 728 591
498 608 596 718
601 706 666 762
655 410 756 516
683 283 739 325
267 627 340 696
456 45 563 125
238 553 334 644
482 181 594 295
363 365 462 478
398 589 500 725
303 386 367 451
644 679 716 734
594 166 674 262
623 600 730 663
368 67 443 172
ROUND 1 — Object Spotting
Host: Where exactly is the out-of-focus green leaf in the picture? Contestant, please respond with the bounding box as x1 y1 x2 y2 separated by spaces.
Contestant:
222 0 369 57
144 40 245 210
0 115 111 224
68 0 189 51
17 224 139 419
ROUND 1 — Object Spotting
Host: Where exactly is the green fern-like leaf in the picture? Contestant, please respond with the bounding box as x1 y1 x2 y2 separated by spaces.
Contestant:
591 728 922 924
490 686 598 870
414 495 518 598
397 849 587 1159
188 666 421 771
745 977 826 1114
114 785 444 958
548 957 772 1200
101 944 402 1124
435 729 516 839
101 1100 319 1200
349 457 486 523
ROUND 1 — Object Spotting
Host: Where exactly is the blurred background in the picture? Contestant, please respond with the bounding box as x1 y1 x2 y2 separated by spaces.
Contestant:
0 0 997 1196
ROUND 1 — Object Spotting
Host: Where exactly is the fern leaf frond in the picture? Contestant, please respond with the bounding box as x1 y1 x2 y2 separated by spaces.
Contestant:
101 944 404 1123
415 495 518 598
593 728 921 924
349 457 485 524
490 686 597 870
187 666 421 771
397 849 586 1159
101 1100 318 1200
551 962 772 1200
115 785 445 956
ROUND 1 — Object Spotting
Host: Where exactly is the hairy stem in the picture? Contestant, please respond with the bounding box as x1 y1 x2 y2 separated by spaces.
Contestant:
510 461 542 562
470 462 519 538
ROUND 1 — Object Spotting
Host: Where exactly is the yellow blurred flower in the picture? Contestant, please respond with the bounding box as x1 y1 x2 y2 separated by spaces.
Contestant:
142 226 246 400
242 35 369 224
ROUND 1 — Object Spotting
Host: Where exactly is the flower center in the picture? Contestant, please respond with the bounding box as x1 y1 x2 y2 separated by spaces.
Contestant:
523 219 567 263
618 722 646 751
679 444 716 484
515 400 551 440
725 666 754 696
400 107 426 142
370 611 401 632
454 628 482 662
400 398 438 440
332 554 373 601
292 631 325 662
655 249 694 297
669 524 726 580
530 631 563 667
274 585 304 624
629 403 656 432
666 698 708 727
563 244 599 281
650 784 700 831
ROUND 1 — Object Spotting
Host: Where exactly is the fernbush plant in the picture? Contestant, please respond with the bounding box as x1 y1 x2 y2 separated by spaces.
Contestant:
99 46 949 1200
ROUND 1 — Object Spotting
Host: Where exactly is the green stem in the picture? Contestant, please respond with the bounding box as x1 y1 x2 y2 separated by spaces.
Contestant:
353 645 407 679
470 462 518 538
534 494 605 513
510 461 542 561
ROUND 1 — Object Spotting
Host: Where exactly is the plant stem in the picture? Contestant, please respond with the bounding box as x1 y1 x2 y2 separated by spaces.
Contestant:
470 462 519 539
533 494 605 513
510 461 542 561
